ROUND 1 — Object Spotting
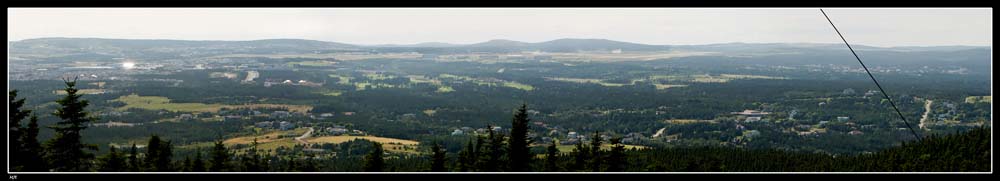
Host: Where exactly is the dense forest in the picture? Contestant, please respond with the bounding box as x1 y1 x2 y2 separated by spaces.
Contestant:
8 82 990 172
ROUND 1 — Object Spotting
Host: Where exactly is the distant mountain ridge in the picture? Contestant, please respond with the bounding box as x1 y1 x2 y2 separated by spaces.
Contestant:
11 37 988 55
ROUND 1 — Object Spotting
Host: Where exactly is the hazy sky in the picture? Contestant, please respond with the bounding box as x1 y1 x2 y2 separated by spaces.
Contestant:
7 8 993 47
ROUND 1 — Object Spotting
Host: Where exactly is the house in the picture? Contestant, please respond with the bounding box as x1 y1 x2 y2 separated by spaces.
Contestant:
492 126 502 132
326 127 348 135
320 113 335 117
271 111 291 119
837 116 850 122
848 130 864 135
343 112 355 116
451 129 465 136
279 121 295 130
178 114 195 120
625 132 645 139
731 110 771 116
567 132 578 139
745 116 762 122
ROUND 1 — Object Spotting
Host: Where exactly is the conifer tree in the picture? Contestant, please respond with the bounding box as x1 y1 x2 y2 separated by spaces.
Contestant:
128 143 141 171
98 146 126 172
457 140 477 171
8 90 30 171
606 137 626 172
508 104 532 171
190 149 206 172
571 139 590 171
544 140 560 172
44 79 99 171
363 142 384 172
589 131 603 172
209 140 231 172
20 114 47 171
430 143 446 172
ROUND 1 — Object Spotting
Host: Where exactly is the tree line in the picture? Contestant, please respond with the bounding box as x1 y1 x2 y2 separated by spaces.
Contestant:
8 79 989 172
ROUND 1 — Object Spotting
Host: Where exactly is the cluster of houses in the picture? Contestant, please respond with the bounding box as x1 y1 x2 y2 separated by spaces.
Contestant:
263 79 323 87
254 121 297 130
731 109 771 122
450 126 504 136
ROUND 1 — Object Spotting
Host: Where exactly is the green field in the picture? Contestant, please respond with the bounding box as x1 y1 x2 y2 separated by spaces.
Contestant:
112 94 313 113
287 60 338 67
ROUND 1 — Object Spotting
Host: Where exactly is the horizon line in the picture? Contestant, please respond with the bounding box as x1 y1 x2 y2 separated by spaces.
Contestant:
10 36 992 48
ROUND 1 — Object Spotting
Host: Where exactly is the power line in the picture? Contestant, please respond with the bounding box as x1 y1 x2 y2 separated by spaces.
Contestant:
820 9 922 141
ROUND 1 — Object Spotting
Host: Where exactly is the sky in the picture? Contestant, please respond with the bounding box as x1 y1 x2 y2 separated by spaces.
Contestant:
7 8 993 47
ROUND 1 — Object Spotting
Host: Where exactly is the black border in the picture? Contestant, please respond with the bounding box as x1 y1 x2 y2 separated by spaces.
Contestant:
6 0 993 179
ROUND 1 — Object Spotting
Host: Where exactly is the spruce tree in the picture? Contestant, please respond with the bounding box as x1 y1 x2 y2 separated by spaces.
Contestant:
8 90 30 171
209 140 231 172
508 104 532 171
606 137 626 172
430 143 446 172
544 140 560 172
98 146 126 172
44 79 99 171
145 135 162 171
156 140 173 171
481 125 506 171
182 156 193 172
363 142 384 172
299 156 317 172
20 114 47 171
128 143 141 171
571 138 589 171
589 131 603 172
457 140 476 171
190 149 206 172
242 138 262 172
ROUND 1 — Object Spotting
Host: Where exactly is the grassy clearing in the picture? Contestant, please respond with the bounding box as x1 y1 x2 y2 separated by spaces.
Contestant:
649 74 786 83
315 89 343 97
287 60 338 67
662 119 718 124
423 109 437 116
653 84 688 90
54 89 107 95
329 74 353 85
306 135 421 154
965 96 991 104
363 73 396 80
407 75 458 93
545 77 632 87
112 94 312 113
223 128 309 145
439 74 534 91
209 72 239 79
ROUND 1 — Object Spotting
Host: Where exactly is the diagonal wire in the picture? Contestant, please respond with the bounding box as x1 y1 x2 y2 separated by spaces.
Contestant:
820 9 922 141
